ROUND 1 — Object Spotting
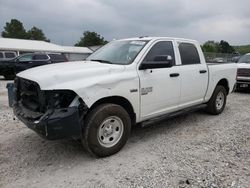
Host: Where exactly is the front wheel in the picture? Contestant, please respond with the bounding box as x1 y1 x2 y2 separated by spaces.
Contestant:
82 104 131 157
206 85 227 115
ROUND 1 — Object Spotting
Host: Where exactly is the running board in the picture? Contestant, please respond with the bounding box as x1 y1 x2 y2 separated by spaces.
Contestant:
141 104 207 127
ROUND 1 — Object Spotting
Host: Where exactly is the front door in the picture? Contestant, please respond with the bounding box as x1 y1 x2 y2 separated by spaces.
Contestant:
138 41 181 120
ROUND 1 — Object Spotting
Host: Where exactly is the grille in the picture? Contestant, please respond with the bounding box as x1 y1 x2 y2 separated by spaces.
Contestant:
237 68 250 77
15 77 42 112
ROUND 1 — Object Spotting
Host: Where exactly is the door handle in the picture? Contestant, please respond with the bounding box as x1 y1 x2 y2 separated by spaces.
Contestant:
170 73 180 77
199 70 207 74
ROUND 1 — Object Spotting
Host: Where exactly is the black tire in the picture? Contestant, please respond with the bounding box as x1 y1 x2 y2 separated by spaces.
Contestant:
4 74 15 80
82 103 131 157
206 85 227 115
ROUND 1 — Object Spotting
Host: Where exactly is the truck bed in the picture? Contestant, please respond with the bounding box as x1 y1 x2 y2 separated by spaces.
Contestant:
204 62 237 101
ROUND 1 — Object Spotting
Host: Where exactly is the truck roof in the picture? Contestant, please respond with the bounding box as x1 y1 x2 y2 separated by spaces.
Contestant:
118 37 199 43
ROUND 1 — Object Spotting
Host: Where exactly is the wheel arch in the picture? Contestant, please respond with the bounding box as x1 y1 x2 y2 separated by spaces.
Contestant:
216 78 229 94
88 96 136 125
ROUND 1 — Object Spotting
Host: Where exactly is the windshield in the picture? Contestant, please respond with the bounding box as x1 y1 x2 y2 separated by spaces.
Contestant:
238 54 250 63
87 40 148 65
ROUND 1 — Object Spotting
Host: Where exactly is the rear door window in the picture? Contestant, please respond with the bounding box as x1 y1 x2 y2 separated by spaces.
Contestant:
178 43 200 65
49 54 67 61
0 52 3 58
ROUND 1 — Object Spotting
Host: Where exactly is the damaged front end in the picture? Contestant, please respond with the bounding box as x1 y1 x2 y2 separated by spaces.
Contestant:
13 77 88 140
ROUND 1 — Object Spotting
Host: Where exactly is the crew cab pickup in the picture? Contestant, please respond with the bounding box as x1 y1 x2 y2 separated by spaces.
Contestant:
13 37 237 157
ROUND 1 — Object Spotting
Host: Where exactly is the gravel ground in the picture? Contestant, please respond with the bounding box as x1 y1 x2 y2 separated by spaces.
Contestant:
0 77 250 188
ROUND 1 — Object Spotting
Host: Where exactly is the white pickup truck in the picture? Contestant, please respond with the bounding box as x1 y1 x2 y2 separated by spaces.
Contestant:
13 37 237 157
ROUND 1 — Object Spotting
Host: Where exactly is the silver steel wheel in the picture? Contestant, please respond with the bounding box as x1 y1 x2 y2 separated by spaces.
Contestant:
215 91 225 110
97 116 124 148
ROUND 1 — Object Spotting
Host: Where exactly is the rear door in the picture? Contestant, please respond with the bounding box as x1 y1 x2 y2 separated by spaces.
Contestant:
177 42 208 107
138 40 181 120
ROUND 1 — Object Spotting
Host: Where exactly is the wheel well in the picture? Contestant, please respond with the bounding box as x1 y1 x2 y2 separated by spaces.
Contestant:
89 96 136 125
217 79 229 94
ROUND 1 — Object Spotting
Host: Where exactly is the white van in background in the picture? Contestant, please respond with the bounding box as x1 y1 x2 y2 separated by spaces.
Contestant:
0 51 17 61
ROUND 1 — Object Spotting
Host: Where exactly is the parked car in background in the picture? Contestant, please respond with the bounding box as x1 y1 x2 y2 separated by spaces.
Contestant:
236 53 250 90
0 53 68 80
232 56 241 62
231 52 241 63
212 57 225 63
0 51 17 61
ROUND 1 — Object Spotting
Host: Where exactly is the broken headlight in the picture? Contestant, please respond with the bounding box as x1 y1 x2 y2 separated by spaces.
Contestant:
45 90 77 109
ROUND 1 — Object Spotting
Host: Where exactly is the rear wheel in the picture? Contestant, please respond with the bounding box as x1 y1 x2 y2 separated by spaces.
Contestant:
206 85 227 115
82 104 131 157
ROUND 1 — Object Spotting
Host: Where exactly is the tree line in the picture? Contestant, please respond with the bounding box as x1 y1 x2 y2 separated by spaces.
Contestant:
1 19 247 53
1 19 107 47
2 19 50 42
201 40 236 54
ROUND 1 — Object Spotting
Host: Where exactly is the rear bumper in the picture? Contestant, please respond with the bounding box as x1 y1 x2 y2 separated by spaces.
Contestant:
236 78 250 89
237 81 250 84
13 102 82 140
237 78 250 85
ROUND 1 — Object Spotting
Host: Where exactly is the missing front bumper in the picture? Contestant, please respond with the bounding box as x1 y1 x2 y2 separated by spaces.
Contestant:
14 104 83 140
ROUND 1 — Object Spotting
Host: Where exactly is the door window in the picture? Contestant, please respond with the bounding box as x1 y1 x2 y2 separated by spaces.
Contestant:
5 52 16 58
33 54 48 60
178 43 200 65
49 54 67 61
143 41 175 65
17 54 33 62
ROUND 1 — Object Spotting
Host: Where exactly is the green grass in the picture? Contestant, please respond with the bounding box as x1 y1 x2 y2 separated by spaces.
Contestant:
234 45 250 54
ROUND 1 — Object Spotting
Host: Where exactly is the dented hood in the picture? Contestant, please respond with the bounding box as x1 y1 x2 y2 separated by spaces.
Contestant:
17 61 126 90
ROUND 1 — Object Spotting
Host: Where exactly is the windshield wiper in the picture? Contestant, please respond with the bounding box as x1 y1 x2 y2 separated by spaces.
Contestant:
89 59 113 64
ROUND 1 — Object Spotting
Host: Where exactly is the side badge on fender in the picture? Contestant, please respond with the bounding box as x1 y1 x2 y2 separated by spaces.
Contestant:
141 87 153 95
130 89 138 93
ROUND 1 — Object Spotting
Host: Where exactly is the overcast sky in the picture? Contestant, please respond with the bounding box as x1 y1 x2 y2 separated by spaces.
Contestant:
0 0 249 46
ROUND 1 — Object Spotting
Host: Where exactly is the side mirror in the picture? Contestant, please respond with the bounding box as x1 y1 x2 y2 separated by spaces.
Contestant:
139 55 173 70
153 55 172 62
